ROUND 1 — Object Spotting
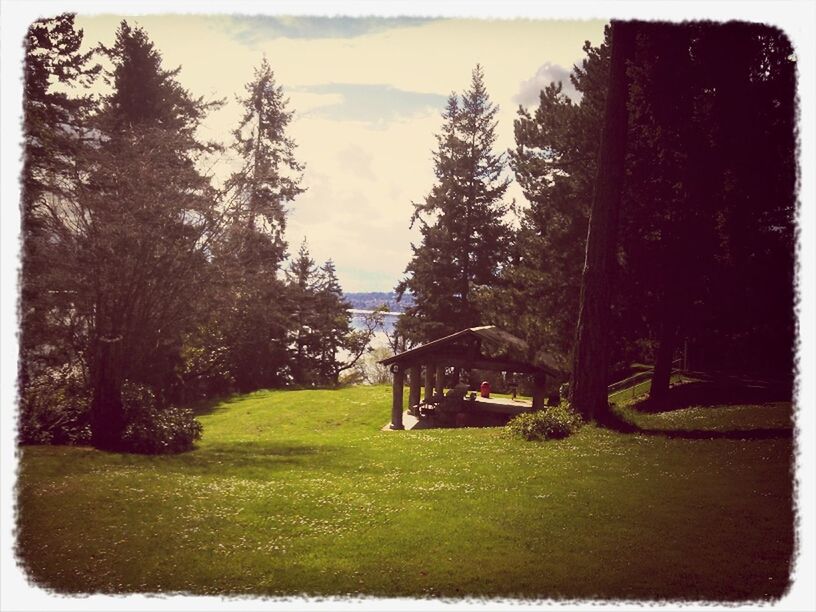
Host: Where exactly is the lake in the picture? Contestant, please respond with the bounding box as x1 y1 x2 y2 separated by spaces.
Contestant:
349 310 401 350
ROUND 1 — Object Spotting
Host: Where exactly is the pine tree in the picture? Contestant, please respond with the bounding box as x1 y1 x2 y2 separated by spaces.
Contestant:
200 57 305 392
286 239 322 386
396 65 511 343
621 22 797 398
313 261 353 385
20 14 99 390
479 34 610 369
227 57 304 264
285 244 376 387
81 21 223 448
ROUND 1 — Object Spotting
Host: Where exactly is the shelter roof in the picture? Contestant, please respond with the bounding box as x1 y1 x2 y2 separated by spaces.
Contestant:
379 326 561 376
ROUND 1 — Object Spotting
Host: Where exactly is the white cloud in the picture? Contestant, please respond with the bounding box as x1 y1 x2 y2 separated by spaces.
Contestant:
514 62 580 107
73 15 606 292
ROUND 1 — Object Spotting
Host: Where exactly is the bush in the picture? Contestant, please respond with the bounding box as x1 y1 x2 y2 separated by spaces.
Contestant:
120 381 202 454
19 365 92 445
506 405 582 441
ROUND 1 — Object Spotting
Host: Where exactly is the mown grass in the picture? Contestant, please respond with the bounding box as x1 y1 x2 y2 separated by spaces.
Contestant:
16 385 794 601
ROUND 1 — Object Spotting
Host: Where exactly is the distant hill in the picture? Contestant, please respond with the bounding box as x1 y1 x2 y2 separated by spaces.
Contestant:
344 291 414 313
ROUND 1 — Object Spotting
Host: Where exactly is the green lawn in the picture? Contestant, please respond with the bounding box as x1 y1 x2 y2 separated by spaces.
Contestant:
16 385 794 600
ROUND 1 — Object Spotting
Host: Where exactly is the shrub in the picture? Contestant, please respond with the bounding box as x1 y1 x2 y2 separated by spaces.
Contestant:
506 405 582 441
120 381 202 454
19 365 92 445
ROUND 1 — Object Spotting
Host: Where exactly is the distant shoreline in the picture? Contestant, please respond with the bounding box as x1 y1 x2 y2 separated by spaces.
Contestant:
344 291 413 314
348 309 402 317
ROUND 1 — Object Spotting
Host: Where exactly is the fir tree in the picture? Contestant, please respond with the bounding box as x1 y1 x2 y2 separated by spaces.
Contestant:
314 260 352 384
20 14 99 390
570 21 636 421
396 65 511 343
286 239 322 386
200 57 305 392
227 57 304 265
82 21 223 448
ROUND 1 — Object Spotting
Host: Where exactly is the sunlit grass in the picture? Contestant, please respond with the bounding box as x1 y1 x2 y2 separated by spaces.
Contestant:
16 385 793 600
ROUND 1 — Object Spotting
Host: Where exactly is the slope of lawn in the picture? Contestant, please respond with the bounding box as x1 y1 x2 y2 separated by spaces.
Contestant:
16 385 794 601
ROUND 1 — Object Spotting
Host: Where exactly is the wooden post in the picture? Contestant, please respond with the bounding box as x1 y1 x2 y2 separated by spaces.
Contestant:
408 365 421 415
390 364 405 430
424 364 435 403
435 365 445 398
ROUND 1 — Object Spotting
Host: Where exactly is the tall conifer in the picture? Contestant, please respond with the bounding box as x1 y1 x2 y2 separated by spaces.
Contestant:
397 65 510 343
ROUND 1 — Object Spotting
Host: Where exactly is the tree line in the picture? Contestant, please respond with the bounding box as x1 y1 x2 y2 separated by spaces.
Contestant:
19 16 376 451
19 16 797 447
395 21 796 420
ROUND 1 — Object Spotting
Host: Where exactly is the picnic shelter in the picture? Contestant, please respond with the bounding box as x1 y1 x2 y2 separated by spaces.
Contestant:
379 325 561 430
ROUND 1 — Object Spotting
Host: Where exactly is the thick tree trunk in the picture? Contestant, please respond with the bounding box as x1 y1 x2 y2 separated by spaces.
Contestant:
649 299 679 405
531 372 547 411
569 21 635 423
90 334 125 450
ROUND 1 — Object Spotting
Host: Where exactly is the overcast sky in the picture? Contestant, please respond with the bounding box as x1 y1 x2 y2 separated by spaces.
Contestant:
74 15 606 292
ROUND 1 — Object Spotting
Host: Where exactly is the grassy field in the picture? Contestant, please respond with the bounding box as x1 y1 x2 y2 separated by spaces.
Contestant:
16 384 794 601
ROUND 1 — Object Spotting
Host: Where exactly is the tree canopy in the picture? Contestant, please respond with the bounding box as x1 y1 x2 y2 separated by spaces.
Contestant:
396 65 511 344
18 17 797 444
18 17 368 451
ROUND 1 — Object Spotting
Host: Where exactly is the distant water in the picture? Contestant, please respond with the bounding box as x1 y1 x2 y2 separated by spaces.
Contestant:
349 309 400 334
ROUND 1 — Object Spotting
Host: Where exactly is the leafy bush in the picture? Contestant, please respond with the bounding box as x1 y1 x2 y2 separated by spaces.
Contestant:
19 366 91 445
506 405 582 441
120 381 202 454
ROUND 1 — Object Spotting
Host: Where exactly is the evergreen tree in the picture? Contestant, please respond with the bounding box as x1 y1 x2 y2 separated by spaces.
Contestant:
621 22 797 399
226 56 304 264
19 14 99 390
490 22 795 410
286 239 322 386
396 65 511 343
314 261 351 384
81 21 223 448
314 262 383 386
285 242 377 387
197 57 305 393
479 36 610 369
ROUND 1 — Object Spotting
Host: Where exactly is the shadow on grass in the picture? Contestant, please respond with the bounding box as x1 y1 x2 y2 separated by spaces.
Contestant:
153 440 351 477
630 379 792 414
604 379 794 441
602 411 793 440
598 409 793 440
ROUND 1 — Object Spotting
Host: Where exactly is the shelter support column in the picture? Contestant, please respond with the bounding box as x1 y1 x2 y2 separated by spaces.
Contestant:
532 373 547 412
435 365 445 398
408 366 422 415
424 363 435 403
390 365 405 430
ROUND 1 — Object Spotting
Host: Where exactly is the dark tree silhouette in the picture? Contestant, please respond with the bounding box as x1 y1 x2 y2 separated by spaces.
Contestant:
19 14 99 392
569 21 635 422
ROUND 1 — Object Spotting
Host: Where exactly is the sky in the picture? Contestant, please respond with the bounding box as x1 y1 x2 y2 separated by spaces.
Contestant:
71 15 606 292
